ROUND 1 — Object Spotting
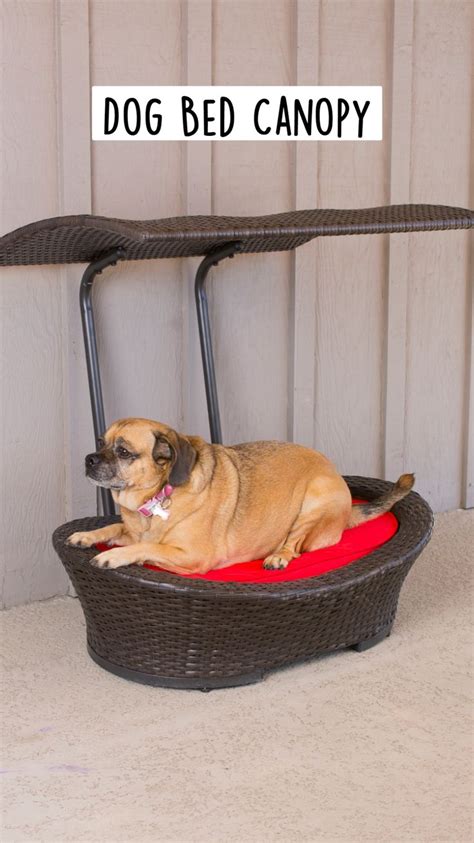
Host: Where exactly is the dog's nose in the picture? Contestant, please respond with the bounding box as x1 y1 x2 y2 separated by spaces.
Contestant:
85 453 101 469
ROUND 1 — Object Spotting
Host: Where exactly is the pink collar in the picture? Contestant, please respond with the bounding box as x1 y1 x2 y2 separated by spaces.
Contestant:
137 484 173 519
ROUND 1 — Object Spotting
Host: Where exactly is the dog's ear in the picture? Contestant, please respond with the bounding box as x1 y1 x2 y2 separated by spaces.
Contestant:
169 435 197 486
152 435 173 463
153 432 196 487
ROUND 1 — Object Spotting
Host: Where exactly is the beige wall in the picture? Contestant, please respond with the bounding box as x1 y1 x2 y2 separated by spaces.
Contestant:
1 0 472 608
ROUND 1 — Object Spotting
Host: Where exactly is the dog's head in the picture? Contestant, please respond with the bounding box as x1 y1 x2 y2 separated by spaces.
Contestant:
85 418 197 493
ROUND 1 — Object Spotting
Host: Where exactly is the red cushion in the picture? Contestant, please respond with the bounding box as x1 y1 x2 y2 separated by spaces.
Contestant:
95 499 398 583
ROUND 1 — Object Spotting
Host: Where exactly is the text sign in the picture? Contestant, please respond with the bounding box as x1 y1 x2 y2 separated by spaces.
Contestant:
92 86 382 141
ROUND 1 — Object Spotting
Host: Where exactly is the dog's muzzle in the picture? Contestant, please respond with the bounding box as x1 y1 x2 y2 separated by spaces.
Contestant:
85 452 124 489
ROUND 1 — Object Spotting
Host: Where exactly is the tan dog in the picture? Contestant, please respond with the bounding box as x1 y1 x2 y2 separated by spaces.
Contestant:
68 418 414 574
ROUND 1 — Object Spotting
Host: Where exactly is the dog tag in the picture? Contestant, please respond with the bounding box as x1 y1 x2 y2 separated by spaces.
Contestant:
150 502 170 520
161 497 171 510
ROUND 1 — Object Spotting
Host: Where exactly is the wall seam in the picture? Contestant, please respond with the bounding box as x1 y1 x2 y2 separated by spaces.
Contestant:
292 0 319 448
181 0 213 439
383 0 414 481
54 0 71 530
461 28 474 508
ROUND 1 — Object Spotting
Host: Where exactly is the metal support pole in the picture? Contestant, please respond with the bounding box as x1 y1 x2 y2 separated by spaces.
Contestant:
79 248 125 516
194 242 243 444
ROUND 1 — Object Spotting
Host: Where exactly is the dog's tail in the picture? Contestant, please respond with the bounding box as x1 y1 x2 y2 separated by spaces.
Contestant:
348 473 415 528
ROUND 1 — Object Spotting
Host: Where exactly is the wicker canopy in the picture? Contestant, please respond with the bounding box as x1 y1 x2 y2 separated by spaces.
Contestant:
1 204 472 266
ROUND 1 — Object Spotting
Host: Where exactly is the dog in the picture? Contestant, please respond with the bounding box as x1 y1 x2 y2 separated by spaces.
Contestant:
68 417 414 575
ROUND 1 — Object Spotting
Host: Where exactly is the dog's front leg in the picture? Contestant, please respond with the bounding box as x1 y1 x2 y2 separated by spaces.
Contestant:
68 522 126 548
92 542 208 575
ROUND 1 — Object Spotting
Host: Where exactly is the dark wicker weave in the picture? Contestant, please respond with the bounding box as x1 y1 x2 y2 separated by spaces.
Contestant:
1 204 472 265
52 477 433 690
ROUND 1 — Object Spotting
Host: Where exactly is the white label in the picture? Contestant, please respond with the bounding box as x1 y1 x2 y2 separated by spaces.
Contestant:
91 86 382 141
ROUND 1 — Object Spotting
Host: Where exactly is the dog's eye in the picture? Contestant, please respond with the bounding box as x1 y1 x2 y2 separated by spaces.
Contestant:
97 437 105 449
117 447 131 459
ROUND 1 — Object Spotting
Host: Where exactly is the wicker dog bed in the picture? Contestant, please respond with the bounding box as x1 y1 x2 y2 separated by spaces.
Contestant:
53 476 433 690
4 203 464 689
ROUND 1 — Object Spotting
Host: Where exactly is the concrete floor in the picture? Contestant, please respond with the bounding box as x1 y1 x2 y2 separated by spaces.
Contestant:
1 510 473 843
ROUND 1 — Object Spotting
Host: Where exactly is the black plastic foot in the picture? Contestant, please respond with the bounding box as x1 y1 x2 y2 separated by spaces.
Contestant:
352 627 392 652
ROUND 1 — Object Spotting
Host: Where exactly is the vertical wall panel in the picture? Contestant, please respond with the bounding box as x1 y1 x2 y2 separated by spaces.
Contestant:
291 0 320 447
384 0 413 482
404 0 472 511
313 0 391 478
56 0 94 527
463 224 473 508
463 52 474 509
89 0 185 434
0 0 68 607
211 0 294 443
181 0 214 440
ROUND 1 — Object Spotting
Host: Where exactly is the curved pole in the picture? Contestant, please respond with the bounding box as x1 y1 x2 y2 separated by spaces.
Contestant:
195 242 243 444
79 242 239 516
80 248 125 516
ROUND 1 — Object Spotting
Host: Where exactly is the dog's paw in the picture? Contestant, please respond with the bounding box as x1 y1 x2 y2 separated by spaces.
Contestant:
68 531 97 548
263 553 290 570
91 547 136 570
